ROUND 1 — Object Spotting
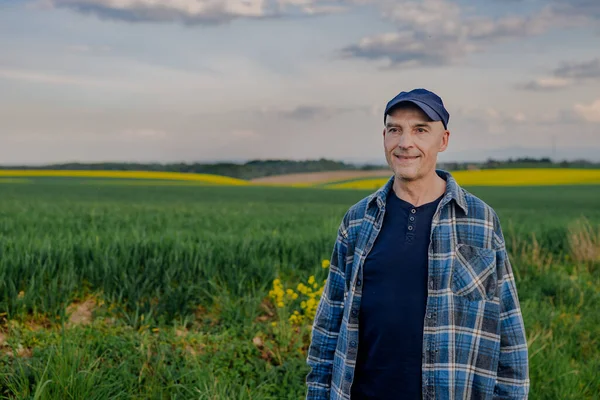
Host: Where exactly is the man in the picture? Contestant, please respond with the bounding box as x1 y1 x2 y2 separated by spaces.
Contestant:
305 88 529 400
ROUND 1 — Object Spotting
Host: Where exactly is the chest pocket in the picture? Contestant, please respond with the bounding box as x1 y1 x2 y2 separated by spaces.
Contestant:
451 244 498 302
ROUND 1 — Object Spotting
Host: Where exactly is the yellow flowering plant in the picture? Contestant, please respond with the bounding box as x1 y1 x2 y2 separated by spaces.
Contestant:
267 258 330 328
255 259 331 364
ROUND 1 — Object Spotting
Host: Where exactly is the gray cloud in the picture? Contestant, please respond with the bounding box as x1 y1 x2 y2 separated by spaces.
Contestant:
493 0 600 19
65 44 112 53
550 0 600 19
454 106 530 130
514 77 570 91
517 58 600 91
261 104 370 120
340 31 472 67
40 0 358 25
451 103 597 130
340 0 586 67
0 67 135 88
554 58 600 80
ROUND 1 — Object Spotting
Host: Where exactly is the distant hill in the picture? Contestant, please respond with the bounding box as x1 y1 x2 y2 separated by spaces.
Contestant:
0 157 597 180
0 159 385 180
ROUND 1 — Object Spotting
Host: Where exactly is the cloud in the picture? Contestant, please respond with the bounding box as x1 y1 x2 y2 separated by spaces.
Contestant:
573 99 600 123
66 44 112 53
456 106 531 125
516 77 571 91
340 31 474 67
493 0 600 20
261 104 369 120
453 105 588 130
122 128 168 138
550 0 600 20
231 129 261 139
340 0 585 68
554 58 600 80
0 68 131 87
517 58 600 91
39 0 361 25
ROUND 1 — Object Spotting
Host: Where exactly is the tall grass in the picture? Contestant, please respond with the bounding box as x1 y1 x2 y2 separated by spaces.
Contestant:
0 181 599 399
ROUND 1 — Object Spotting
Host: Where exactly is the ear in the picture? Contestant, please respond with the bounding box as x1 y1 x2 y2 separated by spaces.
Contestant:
439 129 450 152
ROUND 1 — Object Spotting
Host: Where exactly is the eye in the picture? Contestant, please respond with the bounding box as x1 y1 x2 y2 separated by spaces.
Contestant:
417 128 426 133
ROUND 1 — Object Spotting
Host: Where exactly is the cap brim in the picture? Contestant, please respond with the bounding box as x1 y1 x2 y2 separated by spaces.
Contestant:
385 99 443 125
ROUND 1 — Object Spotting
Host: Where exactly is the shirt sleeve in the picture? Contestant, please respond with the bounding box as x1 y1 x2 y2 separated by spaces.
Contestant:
305 217 349 400
492 214 531 399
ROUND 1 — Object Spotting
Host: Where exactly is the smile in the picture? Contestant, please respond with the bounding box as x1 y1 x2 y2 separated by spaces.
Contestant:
394 155 419 161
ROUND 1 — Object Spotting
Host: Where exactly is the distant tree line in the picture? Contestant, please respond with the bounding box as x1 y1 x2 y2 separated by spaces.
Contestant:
439 157 600 171
0 158 384 180
1 157 597 180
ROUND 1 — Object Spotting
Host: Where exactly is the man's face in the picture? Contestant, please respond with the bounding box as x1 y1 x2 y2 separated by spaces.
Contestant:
383 104 449 182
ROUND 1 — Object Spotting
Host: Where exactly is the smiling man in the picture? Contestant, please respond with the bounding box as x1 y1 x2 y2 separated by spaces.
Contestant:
305 89 530 399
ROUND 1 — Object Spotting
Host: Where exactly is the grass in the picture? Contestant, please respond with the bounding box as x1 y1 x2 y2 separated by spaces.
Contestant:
0 179 598 399
0 179 31 184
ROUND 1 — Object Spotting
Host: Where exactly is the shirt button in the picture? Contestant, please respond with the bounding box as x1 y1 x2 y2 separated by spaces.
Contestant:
356 279 361 286
351 310 358 317
350 341 357 347
410 216 415 221
408 226 413 231
411 209 416 214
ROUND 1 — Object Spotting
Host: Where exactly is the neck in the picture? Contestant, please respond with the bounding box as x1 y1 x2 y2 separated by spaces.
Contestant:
392 170 446 207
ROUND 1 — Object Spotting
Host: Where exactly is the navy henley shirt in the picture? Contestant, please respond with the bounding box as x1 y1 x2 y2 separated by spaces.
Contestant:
350 187 443 399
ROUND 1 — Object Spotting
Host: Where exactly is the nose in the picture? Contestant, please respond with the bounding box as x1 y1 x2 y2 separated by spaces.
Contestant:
396 131 414 149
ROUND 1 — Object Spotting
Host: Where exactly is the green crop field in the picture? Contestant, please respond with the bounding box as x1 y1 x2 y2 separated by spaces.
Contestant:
0 179 599 399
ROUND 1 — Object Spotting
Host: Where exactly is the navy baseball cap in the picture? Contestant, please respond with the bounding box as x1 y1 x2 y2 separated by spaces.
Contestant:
384 88 450 129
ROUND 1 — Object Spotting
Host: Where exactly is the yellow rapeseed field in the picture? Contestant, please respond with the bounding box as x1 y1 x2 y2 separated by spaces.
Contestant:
0 170 249 186
324 168 600 189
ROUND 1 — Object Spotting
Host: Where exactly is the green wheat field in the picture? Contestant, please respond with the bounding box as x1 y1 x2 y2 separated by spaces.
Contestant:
0 179 599 399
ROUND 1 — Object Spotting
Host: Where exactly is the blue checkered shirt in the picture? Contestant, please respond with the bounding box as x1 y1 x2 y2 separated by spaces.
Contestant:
306 170 530 399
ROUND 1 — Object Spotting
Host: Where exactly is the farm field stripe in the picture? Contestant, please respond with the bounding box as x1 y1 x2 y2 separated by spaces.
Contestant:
324 168 600 189
0 169 249 185
77 180 215 187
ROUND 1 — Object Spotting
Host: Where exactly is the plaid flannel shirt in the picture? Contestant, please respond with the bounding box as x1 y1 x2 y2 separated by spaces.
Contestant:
306 169 529 400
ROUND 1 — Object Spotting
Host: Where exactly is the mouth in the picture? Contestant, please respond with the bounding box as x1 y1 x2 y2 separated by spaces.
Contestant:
394 154 420 162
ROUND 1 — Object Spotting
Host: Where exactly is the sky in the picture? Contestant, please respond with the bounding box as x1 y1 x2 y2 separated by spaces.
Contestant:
1 0 599 165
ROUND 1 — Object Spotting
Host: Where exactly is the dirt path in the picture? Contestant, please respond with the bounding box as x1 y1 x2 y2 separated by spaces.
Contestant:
250 169 391 185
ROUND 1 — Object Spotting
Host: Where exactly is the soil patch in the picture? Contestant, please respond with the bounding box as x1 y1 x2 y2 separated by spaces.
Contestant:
250 169 390 185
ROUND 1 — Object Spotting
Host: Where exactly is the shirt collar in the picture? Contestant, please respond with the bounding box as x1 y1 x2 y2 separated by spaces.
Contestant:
367 169 468 215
